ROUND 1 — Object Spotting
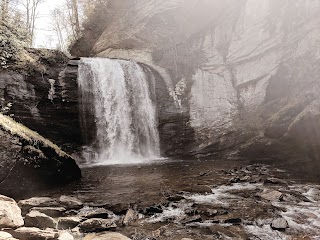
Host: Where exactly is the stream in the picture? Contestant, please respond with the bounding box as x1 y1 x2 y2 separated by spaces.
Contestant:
36 159 320 240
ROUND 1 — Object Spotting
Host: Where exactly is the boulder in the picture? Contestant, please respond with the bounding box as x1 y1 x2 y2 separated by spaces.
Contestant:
151 229 161 238
259 189 283 202
59 196 83 209
103 203 128 215
0 231 15 239
282 191 311 203
122 209 139 226
144 206 163 215
0 231 12 238
194 204 228 217
25 210 58 229
240 176 251 182
78 207 113 219
271 218 289 231
196 207 218 217
83 232 131 240
166 195 185 202
58 217 82 230
19 197 58 215
69 227 81 239
78 219 117 232
13 227 59 240
264 178 287 185
31 207 66 217
229 177 241 184
0 114 81 198
304 212 317 219
58 232 74 240
0 195 24 228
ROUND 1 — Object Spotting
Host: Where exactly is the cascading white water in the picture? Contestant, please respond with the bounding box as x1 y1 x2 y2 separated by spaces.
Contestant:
78 58 160 165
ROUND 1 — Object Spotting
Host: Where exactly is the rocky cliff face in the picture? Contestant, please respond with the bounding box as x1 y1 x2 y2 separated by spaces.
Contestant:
0 49 81 153
72 0 320 165
0 113 81 198
0 49 83 198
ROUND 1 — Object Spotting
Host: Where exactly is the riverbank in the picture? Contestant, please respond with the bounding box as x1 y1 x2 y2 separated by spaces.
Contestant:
1 160 320 239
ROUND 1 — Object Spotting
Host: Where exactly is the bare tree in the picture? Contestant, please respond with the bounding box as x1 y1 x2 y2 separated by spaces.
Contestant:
67 0 100 39
49 0 100 52
0 0 9 21
71 0 80 37
17 0 45 46
51 8 67 51
49 0 86 52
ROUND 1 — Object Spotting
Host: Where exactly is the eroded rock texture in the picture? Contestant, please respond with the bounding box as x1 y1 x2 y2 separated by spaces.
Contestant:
0 49 81 153
72 0 320 167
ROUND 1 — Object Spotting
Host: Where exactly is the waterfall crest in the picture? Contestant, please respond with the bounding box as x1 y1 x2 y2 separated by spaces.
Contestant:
78 58 160 165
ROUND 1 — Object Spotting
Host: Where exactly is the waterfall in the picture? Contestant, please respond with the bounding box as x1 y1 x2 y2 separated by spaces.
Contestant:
78 58 160 165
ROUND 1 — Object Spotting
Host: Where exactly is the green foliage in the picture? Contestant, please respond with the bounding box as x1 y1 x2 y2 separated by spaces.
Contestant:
0 21 28 68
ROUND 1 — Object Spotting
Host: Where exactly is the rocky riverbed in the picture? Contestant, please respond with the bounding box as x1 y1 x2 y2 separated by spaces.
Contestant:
1 161 320 240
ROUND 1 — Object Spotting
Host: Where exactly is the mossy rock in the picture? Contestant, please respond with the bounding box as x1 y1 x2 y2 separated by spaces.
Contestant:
0 114 81 198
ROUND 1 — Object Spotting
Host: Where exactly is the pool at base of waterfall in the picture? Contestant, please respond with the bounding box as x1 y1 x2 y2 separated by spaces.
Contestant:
32 158 320 240
79 145 166 167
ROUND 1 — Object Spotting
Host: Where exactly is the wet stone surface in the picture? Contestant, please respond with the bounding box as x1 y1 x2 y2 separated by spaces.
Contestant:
2 160 320 239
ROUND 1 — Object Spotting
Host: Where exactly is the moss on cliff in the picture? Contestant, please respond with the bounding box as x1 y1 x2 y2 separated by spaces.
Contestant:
0 113 68 158
0 113 81 198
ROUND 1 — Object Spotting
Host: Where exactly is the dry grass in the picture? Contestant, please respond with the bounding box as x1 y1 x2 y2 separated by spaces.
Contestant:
0 113 69 158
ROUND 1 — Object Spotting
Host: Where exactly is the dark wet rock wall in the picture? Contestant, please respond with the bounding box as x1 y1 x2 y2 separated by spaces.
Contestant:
0 50 81 153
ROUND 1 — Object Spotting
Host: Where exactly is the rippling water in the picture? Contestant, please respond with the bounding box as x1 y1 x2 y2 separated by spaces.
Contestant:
37 159 320 239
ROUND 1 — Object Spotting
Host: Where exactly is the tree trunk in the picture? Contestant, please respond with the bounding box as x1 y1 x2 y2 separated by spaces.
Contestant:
1 0 9 21
26 0 31 36
72 0 80 38
30 0 38 47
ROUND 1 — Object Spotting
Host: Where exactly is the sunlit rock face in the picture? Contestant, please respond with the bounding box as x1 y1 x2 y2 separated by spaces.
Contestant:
72 0 320 161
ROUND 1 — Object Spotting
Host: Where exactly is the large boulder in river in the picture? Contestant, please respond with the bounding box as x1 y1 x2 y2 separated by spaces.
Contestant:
0 231 17 239
78 218 117 232
30 207 66 218
59 195 83 209
271 218 289 231
0 114 81 198
0 195 24 228
18 197 58 215
24 211 58 229
12 227 59 240
58 217 82 230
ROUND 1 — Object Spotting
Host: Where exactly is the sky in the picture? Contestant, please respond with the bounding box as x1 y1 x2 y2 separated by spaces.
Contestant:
34 0 65 48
